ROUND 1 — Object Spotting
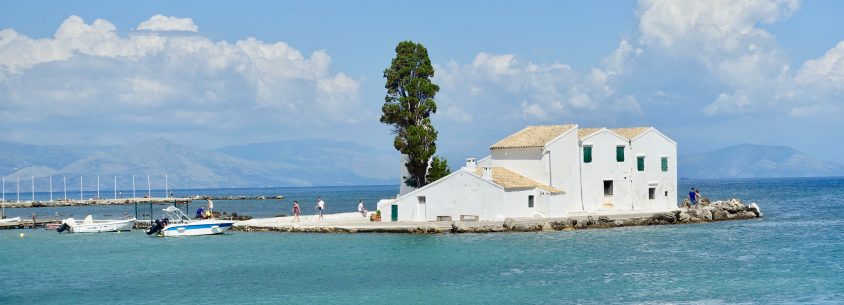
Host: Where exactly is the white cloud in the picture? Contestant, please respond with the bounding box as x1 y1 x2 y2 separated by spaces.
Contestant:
618 0 844 117
435 53 640 123
796 41 844 90
0 15 363 136
136 15 199 32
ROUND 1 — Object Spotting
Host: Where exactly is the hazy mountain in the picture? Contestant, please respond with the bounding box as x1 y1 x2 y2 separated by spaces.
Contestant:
679 144 844 179
0 139 398 190
216 139 399 185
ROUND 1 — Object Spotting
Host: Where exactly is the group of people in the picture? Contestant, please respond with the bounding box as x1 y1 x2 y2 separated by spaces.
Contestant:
686 188 704 209
195 198 215 219
288 198 368 222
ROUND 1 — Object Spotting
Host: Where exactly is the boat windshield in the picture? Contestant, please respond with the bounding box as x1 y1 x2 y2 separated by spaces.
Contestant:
161 206 192 223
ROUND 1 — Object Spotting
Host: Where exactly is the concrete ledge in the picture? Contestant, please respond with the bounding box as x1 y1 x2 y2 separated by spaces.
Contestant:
233 199 762 234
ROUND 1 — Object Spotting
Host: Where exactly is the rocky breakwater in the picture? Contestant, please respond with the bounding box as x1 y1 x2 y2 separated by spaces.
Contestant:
234 199 762 234
451 199 762 233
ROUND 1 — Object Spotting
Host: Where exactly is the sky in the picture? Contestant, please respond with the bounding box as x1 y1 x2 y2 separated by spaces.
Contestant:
1 0 843 168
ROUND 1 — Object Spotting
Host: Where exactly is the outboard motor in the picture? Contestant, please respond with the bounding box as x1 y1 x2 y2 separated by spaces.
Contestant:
146 219 164 235
56 223 71 233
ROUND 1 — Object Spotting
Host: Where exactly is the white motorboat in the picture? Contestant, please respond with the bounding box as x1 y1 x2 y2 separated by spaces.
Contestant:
57 215 136 233
0 217 21 228
146 206 234 237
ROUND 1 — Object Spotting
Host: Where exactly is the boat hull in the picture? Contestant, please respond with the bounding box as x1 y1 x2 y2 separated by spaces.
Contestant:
0 217 21 228
69 219 136 233
161 221 234 237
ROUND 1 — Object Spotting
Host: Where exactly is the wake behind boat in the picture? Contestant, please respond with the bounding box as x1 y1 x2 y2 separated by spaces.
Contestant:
146 206 234 237
57 215 136 233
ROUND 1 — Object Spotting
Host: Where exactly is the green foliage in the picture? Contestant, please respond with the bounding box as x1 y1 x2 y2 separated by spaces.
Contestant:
426 156 451 183
381 41 440 187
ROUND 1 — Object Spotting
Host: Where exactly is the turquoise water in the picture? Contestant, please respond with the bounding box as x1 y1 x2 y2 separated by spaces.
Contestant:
1 178 843 304
1 185 398 220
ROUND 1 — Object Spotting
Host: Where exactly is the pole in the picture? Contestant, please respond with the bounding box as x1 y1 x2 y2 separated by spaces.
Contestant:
31 176 34 202
2 177 4 218
147 175 151 198
114 176 117 199
165 171 168 198
63 176 67 201
96 176 100 199
80 176 83 201
132 175 136 199
17 176 20 203
49 176 53 202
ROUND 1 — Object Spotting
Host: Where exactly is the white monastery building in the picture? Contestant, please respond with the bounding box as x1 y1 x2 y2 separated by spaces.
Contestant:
377 124 678 222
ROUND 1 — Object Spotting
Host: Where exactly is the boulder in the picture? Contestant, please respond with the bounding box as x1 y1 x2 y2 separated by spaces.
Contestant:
712 210 729 221
503 218 516 229
701 208 713 221
678 211 692 223
451 221 467 233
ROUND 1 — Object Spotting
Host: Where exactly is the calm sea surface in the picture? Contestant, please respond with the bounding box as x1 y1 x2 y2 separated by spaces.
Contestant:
1 178 842 304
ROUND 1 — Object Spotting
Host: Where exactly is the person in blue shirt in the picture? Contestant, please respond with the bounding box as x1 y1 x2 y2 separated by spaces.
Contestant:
195 206 205 219
689 188 697 209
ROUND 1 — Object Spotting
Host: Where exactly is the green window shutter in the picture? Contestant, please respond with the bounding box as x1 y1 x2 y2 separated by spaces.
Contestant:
616 146 624 162
637 156 645 171
583 146 592 163
661 157 668 172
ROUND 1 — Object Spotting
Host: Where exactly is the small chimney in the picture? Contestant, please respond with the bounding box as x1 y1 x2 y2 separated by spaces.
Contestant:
482 166 493 180
465 157 476 170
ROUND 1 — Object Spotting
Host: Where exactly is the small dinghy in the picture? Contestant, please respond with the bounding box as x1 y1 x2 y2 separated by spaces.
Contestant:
57 215 136 233
146 206 234 237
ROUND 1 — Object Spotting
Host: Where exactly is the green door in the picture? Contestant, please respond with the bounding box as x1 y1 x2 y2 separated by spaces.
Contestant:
391 204 398 222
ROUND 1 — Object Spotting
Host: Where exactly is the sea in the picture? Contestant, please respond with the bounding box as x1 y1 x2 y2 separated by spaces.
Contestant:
0 177 842 304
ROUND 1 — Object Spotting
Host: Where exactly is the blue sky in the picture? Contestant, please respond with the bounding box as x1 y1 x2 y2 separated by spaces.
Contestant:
1 0 843 172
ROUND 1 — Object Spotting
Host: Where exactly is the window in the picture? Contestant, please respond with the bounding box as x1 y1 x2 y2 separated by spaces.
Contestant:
616 146 625 162
637 156 645 171
583 146 592 163
528 195 534 208
661 157 668 172
648 187 656 200
417 196 426 204
665 191 668 197
603 180 613 196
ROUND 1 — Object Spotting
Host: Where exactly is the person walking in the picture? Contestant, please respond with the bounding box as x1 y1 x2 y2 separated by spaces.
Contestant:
316 197 325 220
292 200 301 222
688 188 697 209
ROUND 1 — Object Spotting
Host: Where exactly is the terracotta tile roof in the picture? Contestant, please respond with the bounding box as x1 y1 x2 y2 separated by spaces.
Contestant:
475 167 564 194
490 124 575 149
577 128 600 139
609 127 650 140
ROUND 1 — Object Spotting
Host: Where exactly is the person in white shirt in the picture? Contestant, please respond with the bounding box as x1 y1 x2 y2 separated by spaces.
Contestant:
206 198 214 219
358 200 367 217
316 197 325 220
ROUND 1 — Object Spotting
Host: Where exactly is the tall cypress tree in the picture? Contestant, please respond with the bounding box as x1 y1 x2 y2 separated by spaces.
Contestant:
381 41 440 188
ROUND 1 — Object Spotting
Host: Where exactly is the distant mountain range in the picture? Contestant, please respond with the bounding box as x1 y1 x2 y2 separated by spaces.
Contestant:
2 140 839 190
0 139 398 190
679 144 844 179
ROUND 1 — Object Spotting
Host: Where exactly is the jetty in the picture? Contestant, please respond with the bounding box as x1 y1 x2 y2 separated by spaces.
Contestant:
234 199 762 234
0 195 283 209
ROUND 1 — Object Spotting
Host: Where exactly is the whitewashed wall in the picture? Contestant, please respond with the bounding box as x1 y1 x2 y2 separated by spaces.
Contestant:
630 130 677 211
491 148 546 184
579 130 635 212
380 169 505 221
544 129 582 215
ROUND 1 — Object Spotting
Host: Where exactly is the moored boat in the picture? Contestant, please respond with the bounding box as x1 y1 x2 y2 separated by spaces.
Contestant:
57 215 136 233
146 206 234 237
0 217 21 228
